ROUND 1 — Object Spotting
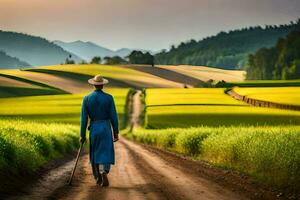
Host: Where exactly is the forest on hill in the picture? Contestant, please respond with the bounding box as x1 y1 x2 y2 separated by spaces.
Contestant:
155 21 299 69
246 27 300 80
0 31 82 67
0 51 30 68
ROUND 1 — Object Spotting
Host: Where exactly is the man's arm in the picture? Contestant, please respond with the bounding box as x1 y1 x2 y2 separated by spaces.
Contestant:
80 96 88 143
109 96 119 141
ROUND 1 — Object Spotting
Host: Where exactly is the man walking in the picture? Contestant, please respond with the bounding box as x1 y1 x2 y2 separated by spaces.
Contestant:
80 75 119 187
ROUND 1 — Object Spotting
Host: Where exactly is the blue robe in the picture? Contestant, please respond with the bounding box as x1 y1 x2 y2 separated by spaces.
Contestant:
80 90 119 165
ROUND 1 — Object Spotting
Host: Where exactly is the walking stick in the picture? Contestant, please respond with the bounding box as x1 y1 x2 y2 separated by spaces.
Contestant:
68 142 84 185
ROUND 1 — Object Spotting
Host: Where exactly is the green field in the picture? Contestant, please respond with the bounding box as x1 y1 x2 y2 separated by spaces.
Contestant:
233 87 300 106
0 88 129 127
145 88 300 128
129 126 300 189
146 88 246 106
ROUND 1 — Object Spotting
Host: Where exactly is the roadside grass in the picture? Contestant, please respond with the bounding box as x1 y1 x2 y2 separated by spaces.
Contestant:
233 87 300 106
0 119 79 175
128 126 300 190
145 88 300 128
30 64 181 88
0 88 129 127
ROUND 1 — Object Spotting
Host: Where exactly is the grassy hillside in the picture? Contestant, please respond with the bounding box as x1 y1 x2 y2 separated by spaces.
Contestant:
158 65 245 83
30 64 183 88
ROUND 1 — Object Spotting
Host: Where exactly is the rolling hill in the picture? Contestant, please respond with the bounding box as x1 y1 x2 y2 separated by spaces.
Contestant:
0 30 83 67
53 40 131 61
0 51 30 68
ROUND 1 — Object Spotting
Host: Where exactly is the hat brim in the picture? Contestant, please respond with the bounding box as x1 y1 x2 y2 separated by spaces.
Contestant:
88 78 109 85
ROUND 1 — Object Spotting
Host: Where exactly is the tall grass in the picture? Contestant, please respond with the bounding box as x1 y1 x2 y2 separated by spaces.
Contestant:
0 119 79 174
128 126 300 190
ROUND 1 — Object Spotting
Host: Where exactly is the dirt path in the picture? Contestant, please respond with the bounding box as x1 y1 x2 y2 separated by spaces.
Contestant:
6 91 263 200
48 91 247 200
130 90 142 128
49 137 246 200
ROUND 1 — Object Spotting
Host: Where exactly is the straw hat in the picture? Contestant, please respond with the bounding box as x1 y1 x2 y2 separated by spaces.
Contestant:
88 75 109 85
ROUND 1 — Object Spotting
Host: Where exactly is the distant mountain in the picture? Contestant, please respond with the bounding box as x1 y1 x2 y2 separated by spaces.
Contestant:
114 48 132 58
155 21 300 69
53 40 132 61
0 30 83 67
0 51 30 69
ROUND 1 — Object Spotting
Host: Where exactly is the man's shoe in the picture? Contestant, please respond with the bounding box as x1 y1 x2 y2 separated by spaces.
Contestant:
96 174 103 185
101 172 109 187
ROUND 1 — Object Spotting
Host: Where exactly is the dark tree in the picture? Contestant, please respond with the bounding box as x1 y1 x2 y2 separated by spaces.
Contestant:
65 57 75 64
90 56 102 64
246 27 300 80
127 51 154 66
104 56 127 65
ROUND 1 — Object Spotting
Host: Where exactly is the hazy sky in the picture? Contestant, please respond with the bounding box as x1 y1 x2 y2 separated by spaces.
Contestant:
0 0 299 51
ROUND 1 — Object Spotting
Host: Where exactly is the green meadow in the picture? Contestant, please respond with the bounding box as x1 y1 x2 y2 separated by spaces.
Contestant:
145 88 300 128
0 88 129 126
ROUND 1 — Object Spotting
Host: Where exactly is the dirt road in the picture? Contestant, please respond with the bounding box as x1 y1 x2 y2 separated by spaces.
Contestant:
8 91 257 200
50 91 246 200
49 138 245 200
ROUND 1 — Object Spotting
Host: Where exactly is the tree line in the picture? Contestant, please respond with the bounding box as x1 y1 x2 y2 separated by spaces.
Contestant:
154 20 299 69
246 22 300 80
65 50 154 66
